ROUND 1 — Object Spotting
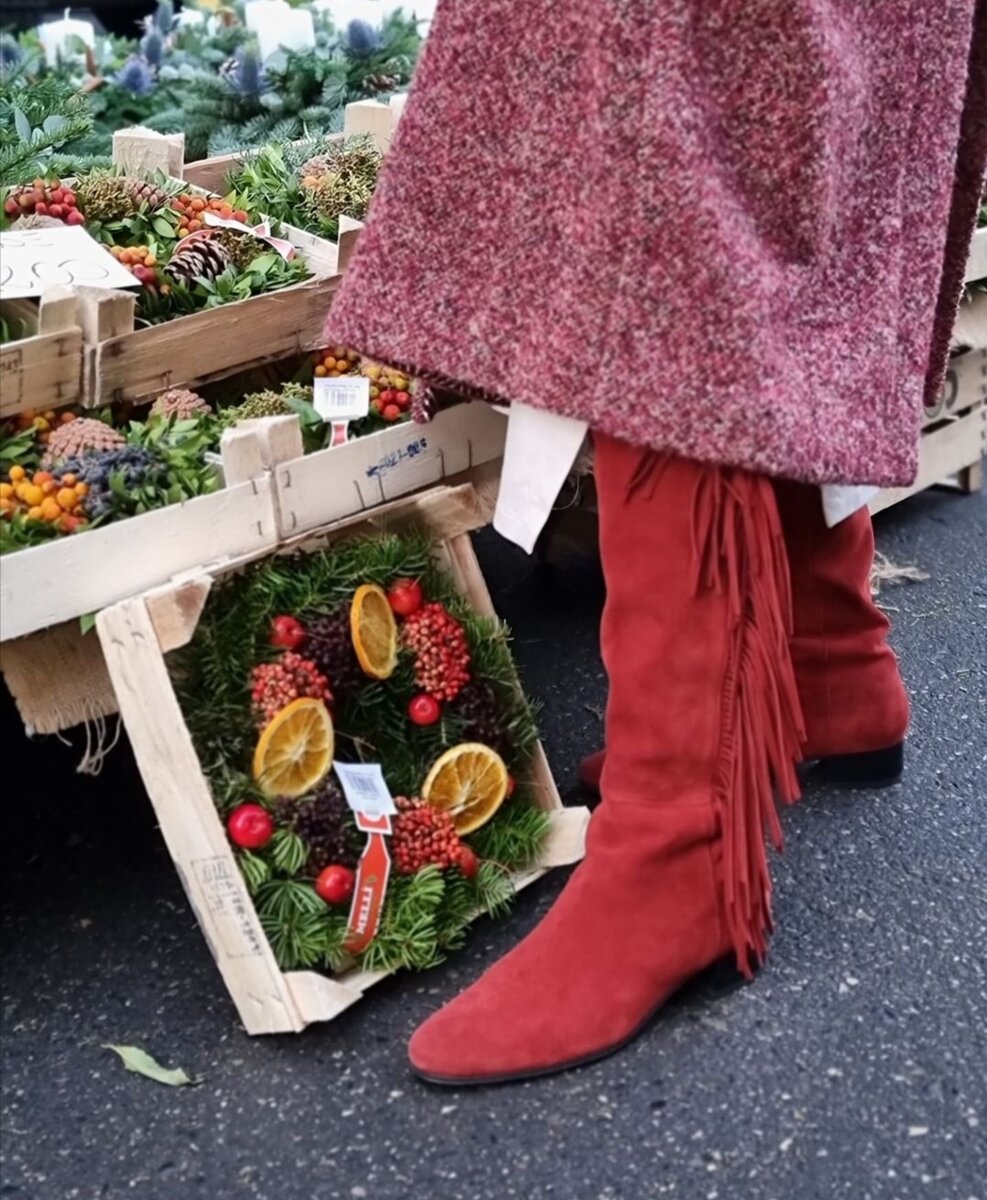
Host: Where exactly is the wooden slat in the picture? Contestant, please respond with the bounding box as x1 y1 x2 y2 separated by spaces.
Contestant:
871 402 985 513
0 288 84 416
85 276 337 406
0 476 280 642
274 403 507 537
97 594 306 1035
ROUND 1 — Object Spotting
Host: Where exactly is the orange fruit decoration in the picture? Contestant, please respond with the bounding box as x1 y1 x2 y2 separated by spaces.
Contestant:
350 584 399 679
422 743 510 835
252 697 334 798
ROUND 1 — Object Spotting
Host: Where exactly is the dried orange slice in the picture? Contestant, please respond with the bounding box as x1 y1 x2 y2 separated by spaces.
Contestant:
252 697 334 798
422 743 509 835
350 583 398 679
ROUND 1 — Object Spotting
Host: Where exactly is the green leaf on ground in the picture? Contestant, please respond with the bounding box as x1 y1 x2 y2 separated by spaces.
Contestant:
103 1045 201 1087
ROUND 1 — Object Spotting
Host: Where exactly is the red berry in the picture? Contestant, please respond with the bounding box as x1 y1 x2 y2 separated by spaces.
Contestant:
66 209 85 226
457 845 480 879
48 204 64 219
506 774 516 797
383 404 401 421
227 803 274 850
50 188 65 203
63 191 76 208
270 614 306 650
408 693 442 726
387 578 423 616
3 198 18 216
34 202 48 215
395 390 411 410
315 865 356 905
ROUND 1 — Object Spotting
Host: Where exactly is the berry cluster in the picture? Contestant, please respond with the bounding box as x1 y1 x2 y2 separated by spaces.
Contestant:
12 408 77 447
108 244 168 294
4 178 83 225
391 796 463 875
170 192 250 235
56 447 164 521
403 603 471 701
1 465 87 533
251 653 333 727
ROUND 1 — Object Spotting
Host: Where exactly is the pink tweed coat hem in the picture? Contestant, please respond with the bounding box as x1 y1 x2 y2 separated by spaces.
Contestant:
326 0 987 486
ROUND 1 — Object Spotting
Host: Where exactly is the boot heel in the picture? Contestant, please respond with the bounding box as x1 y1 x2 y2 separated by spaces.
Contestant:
815 742 904 788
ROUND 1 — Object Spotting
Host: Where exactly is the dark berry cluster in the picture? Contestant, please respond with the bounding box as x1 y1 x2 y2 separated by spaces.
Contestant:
58 447 164 521
307 608 363 702
251 653 333 727
391 795 463 875
454 680 511 758
276 780 360 872
402 603 471 701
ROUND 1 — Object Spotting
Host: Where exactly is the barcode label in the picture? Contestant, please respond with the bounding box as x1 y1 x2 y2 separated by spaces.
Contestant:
333 761 397 819
314 375 370 421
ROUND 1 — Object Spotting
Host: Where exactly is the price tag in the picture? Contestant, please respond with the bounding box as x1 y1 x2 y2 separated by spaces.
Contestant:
313 375 371 422
333 761 397 821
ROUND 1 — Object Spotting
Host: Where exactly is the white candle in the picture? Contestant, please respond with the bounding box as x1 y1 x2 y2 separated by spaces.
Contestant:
255 5 316 60
244 0 290 34
37 8 96 68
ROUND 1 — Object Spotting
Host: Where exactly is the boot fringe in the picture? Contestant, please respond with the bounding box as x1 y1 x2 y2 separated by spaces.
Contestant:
691 469 806 978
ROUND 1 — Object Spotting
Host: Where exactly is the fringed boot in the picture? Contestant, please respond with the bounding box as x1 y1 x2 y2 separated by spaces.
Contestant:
408 436 804 1085
580 482 908 794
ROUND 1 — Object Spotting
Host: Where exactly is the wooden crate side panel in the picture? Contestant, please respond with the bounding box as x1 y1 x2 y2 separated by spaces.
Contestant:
964 226 987 285
871 403 985 514
96 596 305 1035
0 327 82 416
0 477 279 642
923 348 987 426
275 403 507 536
86 278 335 405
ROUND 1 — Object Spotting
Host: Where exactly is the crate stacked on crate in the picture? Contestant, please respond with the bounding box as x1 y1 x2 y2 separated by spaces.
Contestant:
95 480 588 1033
0 289 83 420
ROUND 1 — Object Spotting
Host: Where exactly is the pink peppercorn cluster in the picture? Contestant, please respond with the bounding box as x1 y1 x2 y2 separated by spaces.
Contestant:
391 795 463 875
250 653 333 727
402 602 471 701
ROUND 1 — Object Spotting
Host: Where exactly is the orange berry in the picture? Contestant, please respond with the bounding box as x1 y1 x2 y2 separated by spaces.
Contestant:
187 219 202 232
74 482 88 497
233 209 249 223
61 473 77 487
60 411 75 424
0 483 13 499
190 196 206 212
41 480 57 495
57 487 78 510
41 497 61 521
26 505 44 521
0 498 14 514
58 512 83 533
9 465 26 482
314 365 328 377
33 470 53 486
21 484 44 506
144 254 157 267
219 203 233 219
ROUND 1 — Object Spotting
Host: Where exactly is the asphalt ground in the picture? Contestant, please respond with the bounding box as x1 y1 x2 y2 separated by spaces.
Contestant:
2 485 985 1200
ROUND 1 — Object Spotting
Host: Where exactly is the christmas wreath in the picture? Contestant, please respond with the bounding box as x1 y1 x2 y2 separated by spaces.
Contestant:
171 531 550 975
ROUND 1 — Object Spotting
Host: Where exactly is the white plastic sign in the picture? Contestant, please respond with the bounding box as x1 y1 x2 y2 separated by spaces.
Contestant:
313 375 371 422
0 225 138 299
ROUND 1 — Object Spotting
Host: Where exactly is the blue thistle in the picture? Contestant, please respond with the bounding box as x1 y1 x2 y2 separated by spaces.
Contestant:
113 55 157 98
227 45 267 97
154 0 176 33
345 19 380 58
0 35 23 73
140 26 165 68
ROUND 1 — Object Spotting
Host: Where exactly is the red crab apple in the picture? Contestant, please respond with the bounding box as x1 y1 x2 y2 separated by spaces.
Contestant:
227 803 274 850
315 865 356 905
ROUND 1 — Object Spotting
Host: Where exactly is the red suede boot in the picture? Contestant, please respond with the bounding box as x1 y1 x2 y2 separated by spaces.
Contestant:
579 486 908 794
408 437 804 1085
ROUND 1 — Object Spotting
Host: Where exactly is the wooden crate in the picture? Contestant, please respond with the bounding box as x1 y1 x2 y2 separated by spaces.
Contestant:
870 347 985 513
0 289 83 419
274 402 507 537
0 421 286 643
95 483 589 1034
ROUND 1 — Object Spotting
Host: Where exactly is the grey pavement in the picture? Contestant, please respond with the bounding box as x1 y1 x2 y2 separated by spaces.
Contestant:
1 486 985 1200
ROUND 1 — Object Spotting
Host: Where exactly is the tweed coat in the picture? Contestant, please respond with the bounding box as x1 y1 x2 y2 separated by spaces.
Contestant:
326 0 987 486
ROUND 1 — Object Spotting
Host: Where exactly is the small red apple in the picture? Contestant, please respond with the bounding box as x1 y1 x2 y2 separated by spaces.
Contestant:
408 694 442 726
387 578 423 616
227 803 274 850
315 865 356 905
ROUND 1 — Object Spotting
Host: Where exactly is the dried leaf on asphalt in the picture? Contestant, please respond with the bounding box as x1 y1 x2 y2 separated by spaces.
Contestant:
103 1045 202 1087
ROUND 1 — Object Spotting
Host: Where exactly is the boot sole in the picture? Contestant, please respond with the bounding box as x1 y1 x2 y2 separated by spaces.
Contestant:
409 956 747 1088
803 742 904 789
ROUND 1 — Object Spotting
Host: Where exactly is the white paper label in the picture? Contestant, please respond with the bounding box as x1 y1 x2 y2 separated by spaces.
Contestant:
333 762 397 819
0 225 140 300
314 376 371 422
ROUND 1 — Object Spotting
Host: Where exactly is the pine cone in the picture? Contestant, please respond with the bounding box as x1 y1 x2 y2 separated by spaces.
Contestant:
212 229 264 272
149 388 212 421
40 417 126 471
453 681 511 758
276 780 360 872
74 174 170 222
165 238 232 285
307 608 363 703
